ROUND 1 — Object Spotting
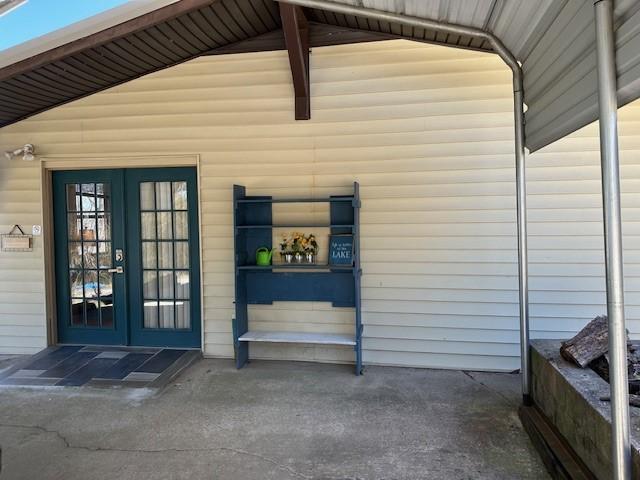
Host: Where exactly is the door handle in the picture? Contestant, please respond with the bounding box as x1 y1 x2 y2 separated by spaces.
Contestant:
108 266 124 274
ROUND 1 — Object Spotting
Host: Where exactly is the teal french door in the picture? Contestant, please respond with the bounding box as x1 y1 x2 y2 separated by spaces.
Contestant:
53 168 201 348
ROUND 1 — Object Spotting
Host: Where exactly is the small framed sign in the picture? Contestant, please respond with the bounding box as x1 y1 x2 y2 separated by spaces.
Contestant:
329 234 353 266
1 225 33 252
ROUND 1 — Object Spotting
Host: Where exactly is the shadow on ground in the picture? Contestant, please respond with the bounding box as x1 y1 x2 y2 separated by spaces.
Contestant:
0 359 549 479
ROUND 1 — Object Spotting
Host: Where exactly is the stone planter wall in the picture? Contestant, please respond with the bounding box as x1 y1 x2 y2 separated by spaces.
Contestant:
531 339 640 479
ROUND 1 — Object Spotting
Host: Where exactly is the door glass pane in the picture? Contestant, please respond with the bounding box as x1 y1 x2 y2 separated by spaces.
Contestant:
96 183 110 211
144 301 158 328
98 270 114 327
101 303 114 328
141 213 156 240
142 242 156 268
175 242 188 269
69 243 82 268
157 212 172 239
81 183 96 211
71 300 84 326
143 271 157 299
158 271 174 299
97 213 111 240
81 214 97 241
82 242 97 270
98 242 112 268
99 270 113 299
139 179 192 331
158 242 173 269
176 301 190 329
64 181 113 329
68 213 81 240
173 181 187 210
159 302 175 328
175 271 189 299
140 182 155 210
84 270 98 299
67 184 81 211
174 212 188 239
70 270 83 298
155 182 172 210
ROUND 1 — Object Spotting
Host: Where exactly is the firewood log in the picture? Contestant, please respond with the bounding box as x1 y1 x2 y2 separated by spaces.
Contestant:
561 316 611 368
599 395 640 408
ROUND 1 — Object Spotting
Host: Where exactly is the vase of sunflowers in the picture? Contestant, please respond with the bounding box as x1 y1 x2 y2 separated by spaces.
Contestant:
304 234 318 264
280 232 318 264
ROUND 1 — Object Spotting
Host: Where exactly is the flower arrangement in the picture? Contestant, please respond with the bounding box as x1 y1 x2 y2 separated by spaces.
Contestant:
280 232 318 263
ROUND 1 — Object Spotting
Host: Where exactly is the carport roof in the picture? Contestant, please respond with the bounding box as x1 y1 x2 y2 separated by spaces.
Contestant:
1 0 640 152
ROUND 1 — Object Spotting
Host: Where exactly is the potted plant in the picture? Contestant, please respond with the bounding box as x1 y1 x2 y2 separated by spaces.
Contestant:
279 233 294 263
304 234 318 264
291 232 305 263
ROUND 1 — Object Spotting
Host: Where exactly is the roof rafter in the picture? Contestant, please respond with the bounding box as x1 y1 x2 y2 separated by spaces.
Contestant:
279 2 310 120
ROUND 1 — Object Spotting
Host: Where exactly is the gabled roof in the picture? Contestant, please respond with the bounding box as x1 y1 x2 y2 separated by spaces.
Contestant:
2 0 640 152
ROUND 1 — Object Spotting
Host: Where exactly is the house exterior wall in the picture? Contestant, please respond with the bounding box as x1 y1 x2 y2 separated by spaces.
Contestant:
1 39 639 370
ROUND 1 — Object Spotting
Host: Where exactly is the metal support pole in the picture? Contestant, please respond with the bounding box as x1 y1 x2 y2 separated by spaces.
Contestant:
282 0 531 401
514 87 531 405
594 1 631 479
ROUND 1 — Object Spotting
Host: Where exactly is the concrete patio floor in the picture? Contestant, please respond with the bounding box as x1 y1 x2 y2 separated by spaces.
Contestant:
0 357 548 479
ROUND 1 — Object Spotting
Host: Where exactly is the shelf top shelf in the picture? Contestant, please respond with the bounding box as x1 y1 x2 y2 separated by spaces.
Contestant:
239 330 356 346
237 264 354 271
236 224 355 229
237 197 354 204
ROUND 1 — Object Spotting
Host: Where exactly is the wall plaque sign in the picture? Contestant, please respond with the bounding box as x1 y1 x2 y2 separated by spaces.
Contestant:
1 225 33 252
329 234 353 266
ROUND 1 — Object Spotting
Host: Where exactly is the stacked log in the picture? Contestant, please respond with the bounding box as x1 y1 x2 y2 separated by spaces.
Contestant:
560 315 640 406
560 316 614 368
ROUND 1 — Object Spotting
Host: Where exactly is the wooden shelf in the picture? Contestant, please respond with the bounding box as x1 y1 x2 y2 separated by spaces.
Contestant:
239 330 356 346
237 264 354 271
236 224 354 229
232 182 362 375
237 197 354 204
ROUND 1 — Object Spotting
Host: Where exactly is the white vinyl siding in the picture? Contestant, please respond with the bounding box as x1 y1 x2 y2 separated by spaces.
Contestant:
1 39 640 371
0 160 46 354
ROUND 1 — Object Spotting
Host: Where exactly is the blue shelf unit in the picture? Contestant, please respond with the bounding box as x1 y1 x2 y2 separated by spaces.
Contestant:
232 182 363 375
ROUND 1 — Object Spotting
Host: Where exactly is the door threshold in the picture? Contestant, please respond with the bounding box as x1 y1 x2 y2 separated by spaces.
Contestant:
57 343 201 352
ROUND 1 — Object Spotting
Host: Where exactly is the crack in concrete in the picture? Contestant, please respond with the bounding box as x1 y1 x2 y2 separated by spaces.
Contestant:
0 422 312 479
460 371 515 407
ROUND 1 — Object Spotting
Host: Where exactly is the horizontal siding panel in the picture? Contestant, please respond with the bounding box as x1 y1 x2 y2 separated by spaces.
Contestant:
364 350 519 372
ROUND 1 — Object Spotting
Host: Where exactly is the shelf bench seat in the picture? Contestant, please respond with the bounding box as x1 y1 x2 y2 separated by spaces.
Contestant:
238 331 356 346
237 264 355 271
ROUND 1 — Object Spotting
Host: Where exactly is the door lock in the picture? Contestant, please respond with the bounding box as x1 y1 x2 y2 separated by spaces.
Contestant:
115 249 124 262
108 266 124 274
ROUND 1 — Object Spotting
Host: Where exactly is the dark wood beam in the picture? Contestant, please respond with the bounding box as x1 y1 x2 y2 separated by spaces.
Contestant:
279 3 310 120
0 0 218 82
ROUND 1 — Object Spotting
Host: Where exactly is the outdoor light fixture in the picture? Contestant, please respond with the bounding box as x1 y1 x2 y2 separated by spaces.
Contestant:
4 144 35 161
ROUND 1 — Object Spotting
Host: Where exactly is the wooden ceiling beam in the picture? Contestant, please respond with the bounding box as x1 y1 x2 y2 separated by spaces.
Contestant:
279 2 310 120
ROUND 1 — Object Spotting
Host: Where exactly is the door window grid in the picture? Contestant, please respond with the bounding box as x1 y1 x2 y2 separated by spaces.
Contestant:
66 183 113 328
141 181 190 330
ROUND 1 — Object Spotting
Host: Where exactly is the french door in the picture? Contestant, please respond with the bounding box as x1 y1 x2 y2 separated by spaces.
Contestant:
52 168 201 348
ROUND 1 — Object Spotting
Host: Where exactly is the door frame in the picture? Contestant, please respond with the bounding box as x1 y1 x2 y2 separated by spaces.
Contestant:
40 155 204 350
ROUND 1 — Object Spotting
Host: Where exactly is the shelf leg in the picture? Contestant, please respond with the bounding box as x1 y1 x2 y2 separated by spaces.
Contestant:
232 315 249 369
355 341 362 376
236 343 249 369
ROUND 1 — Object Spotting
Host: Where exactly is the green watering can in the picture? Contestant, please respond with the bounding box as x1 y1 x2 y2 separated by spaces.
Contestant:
256 247 273 266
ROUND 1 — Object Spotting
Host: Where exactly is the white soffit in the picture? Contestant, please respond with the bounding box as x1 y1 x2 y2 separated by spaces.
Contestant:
320 0 640 152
